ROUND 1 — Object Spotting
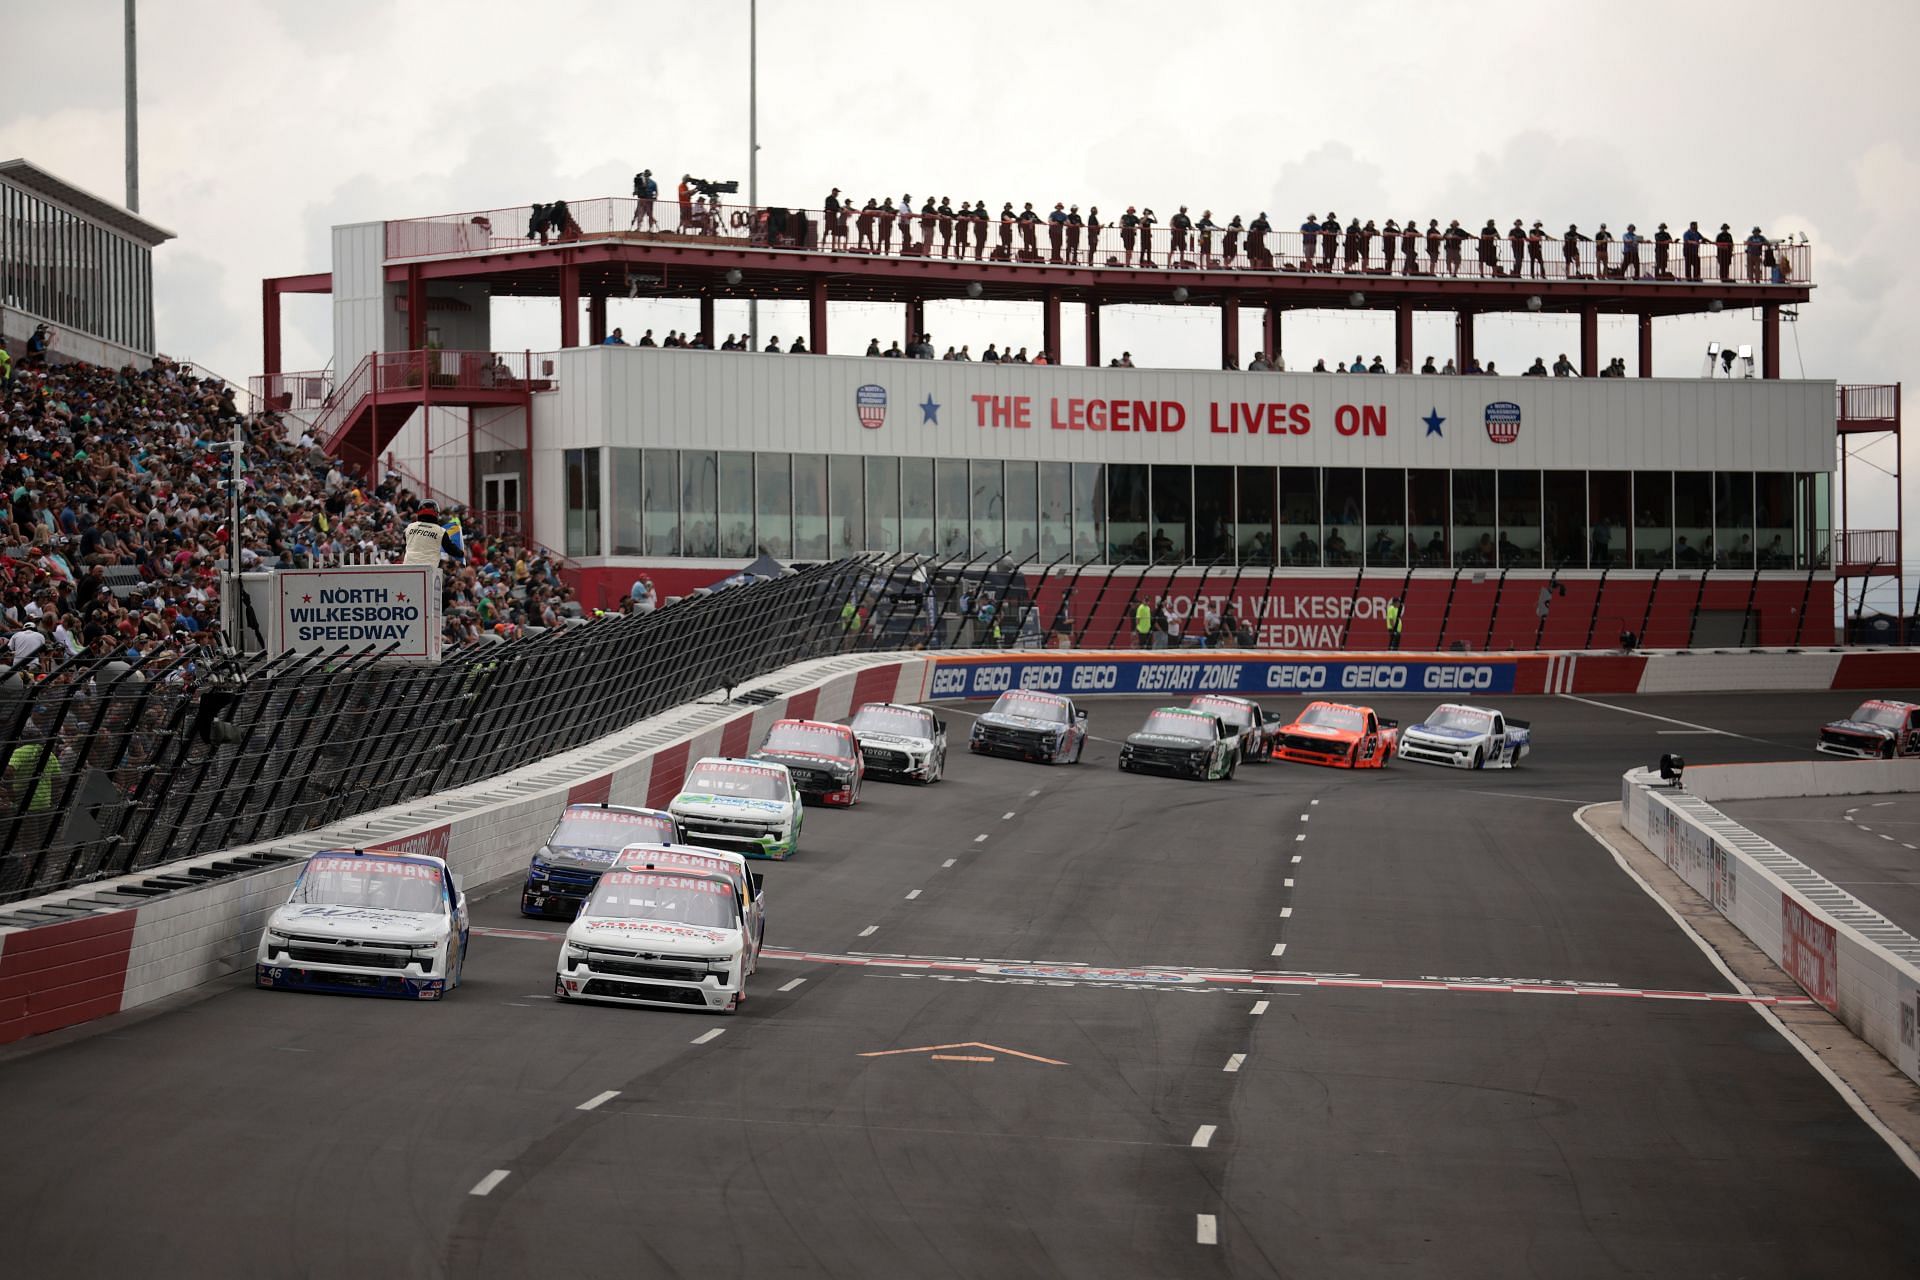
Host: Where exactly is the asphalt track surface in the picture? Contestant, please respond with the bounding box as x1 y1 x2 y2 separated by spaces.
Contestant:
1723 793 1920 937
3 689 1919 1278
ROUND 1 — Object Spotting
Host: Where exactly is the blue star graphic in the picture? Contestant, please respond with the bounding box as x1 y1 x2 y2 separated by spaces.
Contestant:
1423 406 1446 437
920 394 941 425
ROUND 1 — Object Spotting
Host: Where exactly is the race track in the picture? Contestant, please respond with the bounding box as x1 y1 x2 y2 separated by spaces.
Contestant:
2 689 1918 1278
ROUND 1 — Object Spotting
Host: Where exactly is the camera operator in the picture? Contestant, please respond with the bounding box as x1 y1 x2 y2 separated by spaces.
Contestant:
632 169 657 229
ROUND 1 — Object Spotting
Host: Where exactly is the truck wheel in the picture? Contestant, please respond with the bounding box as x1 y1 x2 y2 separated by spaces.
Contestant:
1884 741 1897 760
1472 747 1485 769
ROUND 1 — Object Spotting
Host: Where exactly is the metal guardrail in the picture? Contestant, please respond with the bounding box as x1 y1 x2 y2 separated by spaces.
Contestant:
0 558 880 905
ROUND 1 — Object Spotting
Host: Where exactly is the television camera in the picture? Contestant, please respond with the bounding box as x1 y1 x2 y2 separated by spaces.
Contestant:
688 178 739 199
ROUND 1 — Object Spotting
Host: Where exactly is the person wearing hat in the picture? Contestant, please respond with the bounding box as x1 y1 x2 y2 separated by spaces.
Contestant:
1400 217 1418 275
1622 224 1643 279
401 500 465 567
1443 219 1466 276
1715 223 1736 282
1017 201 1039 260
936 196 955 257
1653 222 1674 278
1197 209 1218 262
1066 204 1084 262
1119 206 1139 265
632 169 658 229
1300 213 1321 269
1594 223 1613 275
1745 226 1768 282
1133 207 1154 268
1083 205 1100 264
1508 219 1526 277
1527 220 1547 278
1320 212 1339 269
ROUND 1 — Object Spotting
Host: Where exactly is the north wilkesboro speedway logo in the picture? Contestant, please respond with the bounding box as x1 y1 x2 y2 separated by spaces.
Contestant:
1485 401 1521 444
856 384 888 429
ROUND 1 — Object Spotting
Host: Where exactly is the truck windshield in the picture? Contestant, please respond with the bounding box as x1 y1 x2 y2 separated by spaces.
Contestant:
684 763 789 801
1297 705 1364 732
549 809 677 852
1426 707 1493 732
763 723 854 757
293 856 444 913
993 692 1067 723
1853 704 1907 729
1191 698 1250 728
583 871 738 929
1142 711 1214 740
851 706 930 738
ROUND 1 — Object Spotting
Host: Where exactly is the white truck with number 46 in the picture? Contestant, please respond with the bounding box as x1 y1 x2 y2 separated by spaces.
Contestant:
1396 704 1531 770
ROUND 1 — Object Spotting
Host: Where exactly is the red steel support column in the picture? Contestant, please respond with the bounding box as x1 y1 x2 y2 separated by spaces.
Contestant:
1043 288 1062 364
1579 306 1599 378
699 295 716 347
261 279 283 380
1456 310 1475 370
905 298 925 349
1761 303 1781 379
406 265 426 349
588 294 607 346
1220 296 1240 369
558 263 580 349
1085 303 1101 366
1264 302 1281 368
1638 313 1654 378
809 280 829 354
1393 303 1414 374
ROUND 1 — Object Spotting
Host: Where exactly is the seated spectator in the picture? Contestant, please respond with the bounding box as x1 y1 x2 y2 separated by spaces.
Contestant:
1367 355 1386 374
1420 357 1437 374
1348 355 1367 373
1524 357 1548 377
1440 357 1458 374
1552 353 1575 377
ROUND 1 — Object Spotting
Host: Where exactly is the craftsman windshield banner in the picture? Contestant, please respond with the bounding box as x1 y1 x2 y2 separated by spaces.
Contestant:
927 655 1517 700
275 564 443 662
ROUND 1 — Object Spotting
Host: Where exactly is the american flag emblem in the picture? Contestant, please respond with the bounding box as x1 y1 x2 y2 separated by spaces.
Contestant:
856 384 888 430
1484 401 1521 444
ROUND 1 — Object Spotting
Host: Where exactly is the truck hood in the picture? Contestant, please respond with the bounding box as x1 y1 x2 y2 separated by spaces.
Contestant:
271 904 445 945
1282 723 1356 740
568 916 738 956
1125 733 1211 751
979 713 1065 733
855 731 935 750
1825 719 1895 738
752 749 856 774
671 793 791 819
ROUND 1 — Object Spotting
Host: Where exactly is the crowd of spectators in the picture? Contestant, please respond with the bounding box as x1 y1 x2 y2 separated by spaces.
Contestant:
0 336 597 691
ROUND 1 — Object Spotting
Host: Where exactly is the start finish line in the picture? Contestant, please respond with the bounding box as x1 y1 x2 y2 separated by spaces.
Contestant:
273 564 443 662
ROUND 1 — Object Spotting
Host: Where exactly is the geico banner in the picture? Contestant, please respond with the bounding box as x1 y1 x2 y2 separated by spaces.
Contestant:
275 564 443 662
927 657 1515 700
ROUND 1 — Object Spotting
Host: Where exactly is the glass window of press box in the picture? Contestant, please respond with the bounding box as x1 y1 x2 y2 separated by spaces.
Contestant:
0 175 159 353
576 450 1833 572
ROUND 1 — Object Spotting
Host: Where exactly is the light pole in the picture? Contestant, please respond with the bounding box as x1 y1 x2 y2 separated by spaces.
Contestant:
747 0 759 350
124 0 139 212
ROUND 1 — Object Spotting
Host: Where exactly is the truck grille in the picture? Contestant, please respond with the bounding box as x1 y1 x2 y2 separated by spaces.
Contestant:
862 747 910 771
581 978 709 1006
1278 733 1347 757
1129 746 1204 771
286 945 411 970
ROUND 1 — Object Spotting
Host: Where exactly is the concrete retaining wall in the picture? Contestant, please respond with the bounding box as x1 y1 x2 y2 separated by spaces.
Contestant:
1622 770 1920 1087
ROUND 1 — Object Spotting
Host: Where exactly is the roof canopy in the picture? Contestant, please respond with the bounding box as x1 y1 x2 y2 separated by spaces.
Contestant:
0 158 176 247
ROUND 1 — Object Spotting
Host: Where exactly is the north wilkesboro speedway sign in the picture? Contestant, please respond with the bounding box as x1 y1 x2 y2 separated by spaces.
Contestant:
926 655 1516 699
274 564 443 662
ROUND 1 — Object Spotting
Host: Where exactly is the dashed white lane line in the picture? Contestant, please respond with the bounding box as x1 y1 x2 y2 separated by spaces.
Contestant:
1191 1124 1217 1148
577 1090 620 1112
858 925 879 937
1310 799 1320 805
1881 834 1897 842
906 889 923 899
1294 833 1307 842
1223 1054 1246 1073
974 834 989 843
1271 943 1288 957
470 1170 511 1197
1002 811 1016 820
778 978 806 992
1250 1000 1270 1015
1280 907 1293 918
1291 855 1302 864
1197 1214 1218 1245
1284 878 1295 887
1874 801 1896 807
1299 814 1310 822
1904 844 1918 851
1860 826 1875 832
941 858 957 868
691 1028 726 1046
1027 789 1041 797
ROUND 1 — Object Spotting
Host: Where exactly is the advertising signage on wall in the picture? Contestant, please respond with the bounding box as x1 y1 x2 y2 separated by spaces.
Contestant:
926 656 1518 700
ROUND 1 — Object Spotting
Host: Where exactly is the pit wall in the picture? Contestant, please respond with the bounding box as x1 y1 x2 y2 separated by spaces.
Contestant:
6 644 1920 1048
1620 769 1920 1087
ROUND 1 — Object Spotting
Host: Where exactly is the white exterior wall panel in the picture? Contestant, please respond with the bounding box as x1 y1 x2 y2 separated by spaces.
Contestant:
551 348 1833 474
329 222 388 375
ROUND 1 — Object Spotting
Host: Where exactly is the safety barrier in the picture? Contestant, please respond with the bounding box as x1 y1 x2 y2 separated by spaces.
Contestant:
0 651 936 1045
0 559 870 908
1621 769 1920 1087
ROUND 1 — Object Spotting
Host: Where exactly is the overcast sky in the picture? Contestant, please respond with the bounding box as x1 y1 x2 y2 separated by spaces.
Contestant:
6 0 1918 598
